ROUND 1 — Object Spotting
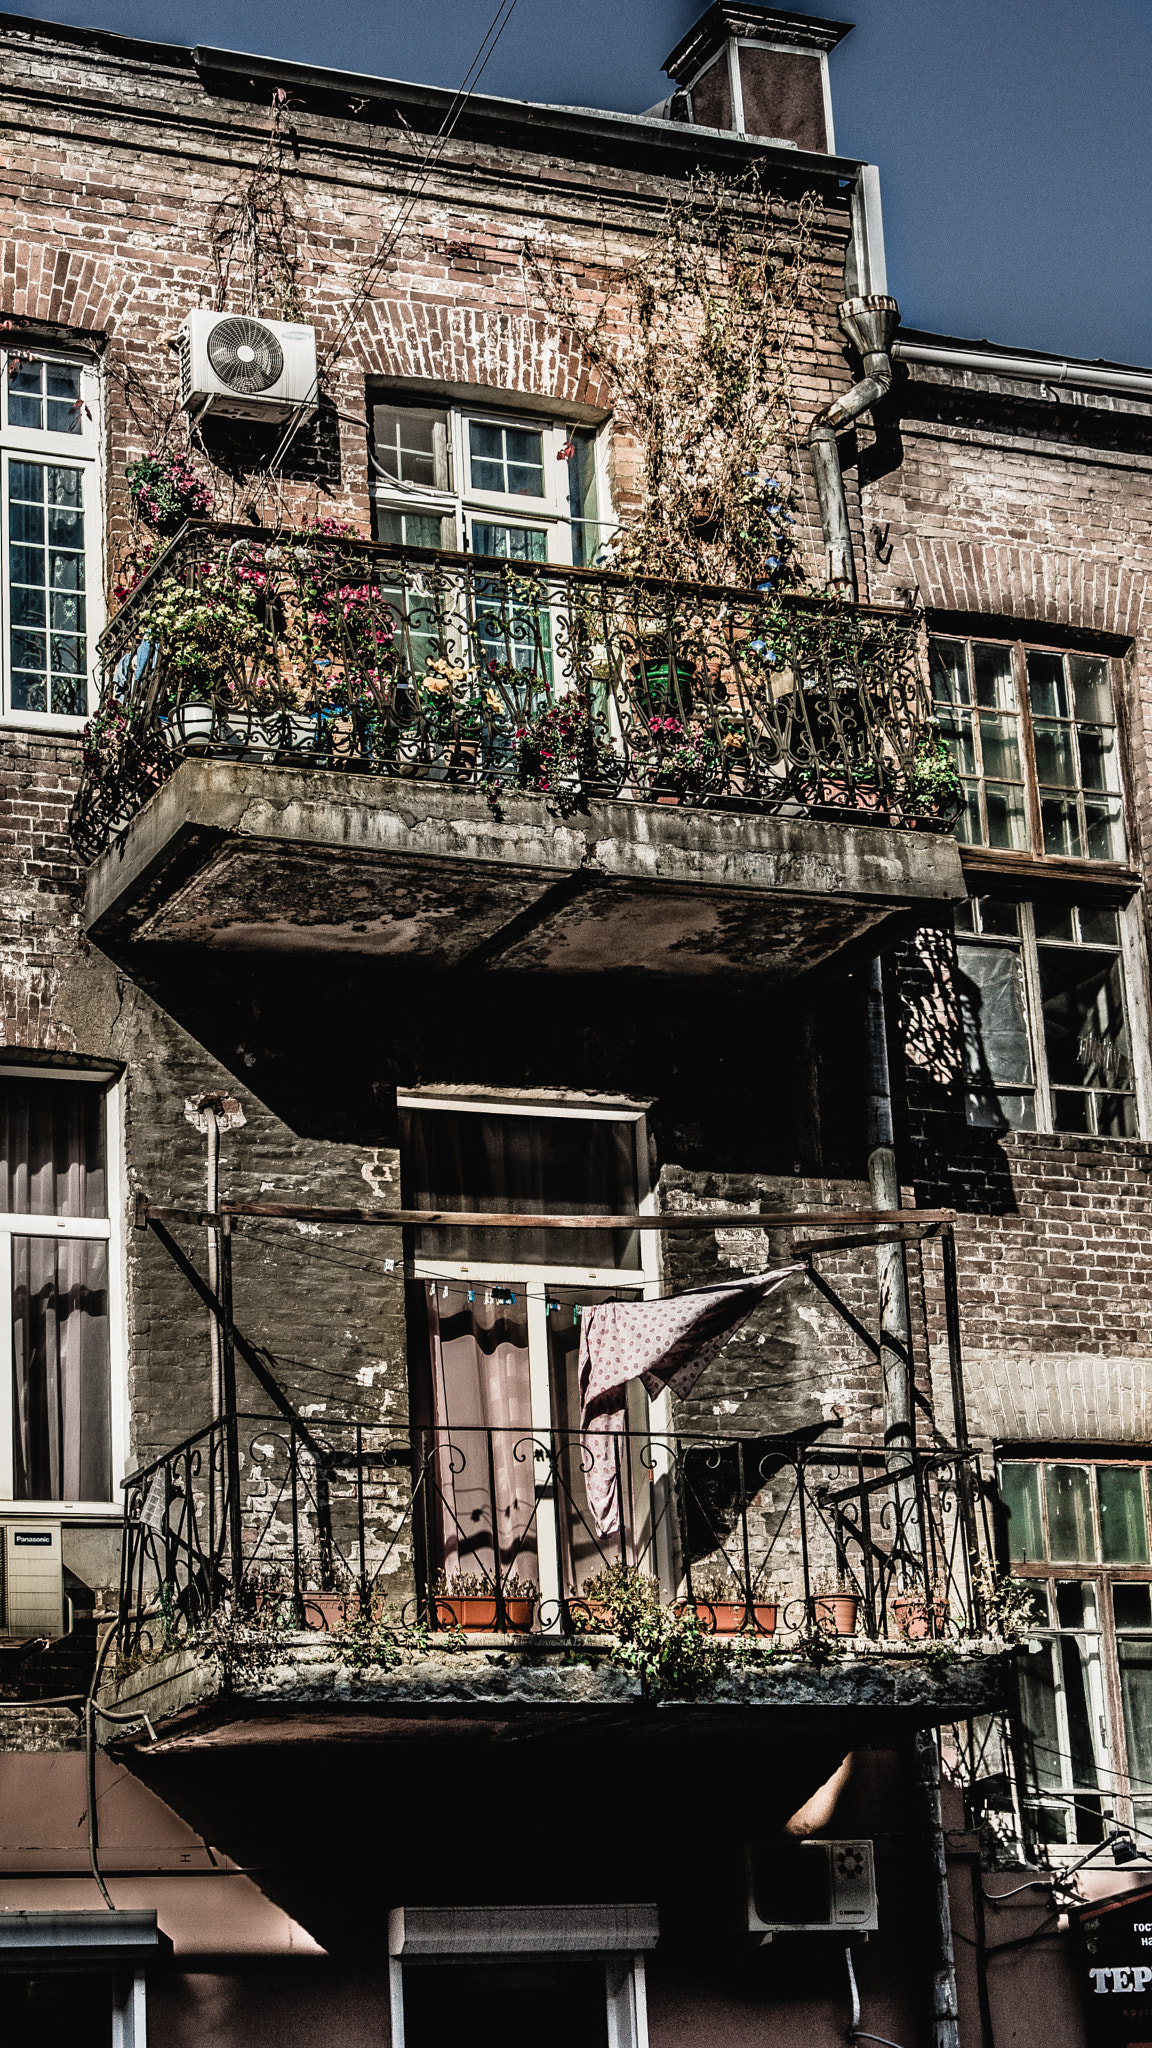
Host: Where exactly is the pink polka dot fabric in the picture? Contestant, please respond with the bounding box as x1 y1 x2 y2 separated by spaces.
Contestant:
577 1267 803 1536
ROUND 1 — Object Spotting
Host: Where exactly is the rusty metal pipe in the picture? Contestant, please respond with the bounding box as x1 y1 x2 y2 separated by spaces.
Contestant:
809 295 900 595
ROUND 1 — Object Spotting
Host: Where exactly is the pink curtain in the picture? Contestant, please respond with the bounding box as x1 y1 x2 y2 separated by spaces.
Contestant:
425 1282 539 1589
1 1079 111 1501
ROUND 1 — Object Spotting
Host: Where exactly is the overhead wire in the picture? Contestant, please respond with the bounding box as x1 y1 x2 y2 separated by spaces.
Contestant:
266 0 520 478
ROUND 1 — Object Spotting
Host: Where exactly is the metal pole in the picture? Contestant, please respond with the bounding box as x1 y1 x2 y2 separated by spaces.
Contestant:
942 1226 983 1625
864 954 921 1572
204 1103 222 1424
218 1217 243 1600
914 1727 961 2048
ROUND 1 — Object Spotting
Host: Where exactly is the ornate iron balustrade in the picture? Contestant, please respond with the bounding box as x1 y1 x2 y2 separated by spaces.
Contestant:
118 1411 994 1661
73 522 950 862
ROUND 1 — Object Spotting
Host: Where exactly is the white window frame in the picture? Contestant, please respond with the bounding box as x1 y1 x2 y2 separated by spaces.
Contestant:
0 347 103 734
399 1090 671 1616
0 1066 127 1517
371 397 615 568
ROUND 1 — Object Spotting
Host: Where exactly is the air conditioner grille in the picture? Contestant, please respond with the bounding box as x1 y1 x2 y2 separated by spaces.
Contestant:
206 317 285 395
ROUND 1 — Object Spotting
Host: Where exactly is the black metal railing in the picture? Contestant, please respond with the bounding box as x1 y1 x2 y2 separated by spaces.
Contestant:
72 523 953 861
118 1412 995 1661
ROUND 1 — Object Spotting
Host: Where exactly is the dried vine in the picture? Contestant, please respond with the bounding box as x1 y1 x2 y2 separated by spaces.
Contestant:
526 171 827 587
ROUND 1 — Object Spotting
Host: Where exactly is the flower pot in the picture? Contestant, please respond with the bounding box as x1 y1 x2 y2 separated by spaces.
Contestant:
570 1597 613 1632
174 703 214 747
812 1593 859 1636
677 1600 777 1635
892 1595 948 1642
435 1596 498 1631
301 1591 345 1632
501 1598 537 1634
224 713 274 761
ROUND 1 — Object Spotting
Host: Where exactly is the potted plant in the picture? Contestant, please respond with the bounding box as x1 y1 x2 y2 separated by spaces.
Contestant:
126 448 214 536
904 734 964 827
891 1588 950 1641
433 1572 538 1633
811 1580 860 1636
512 694 618 810
676 1566 777 1635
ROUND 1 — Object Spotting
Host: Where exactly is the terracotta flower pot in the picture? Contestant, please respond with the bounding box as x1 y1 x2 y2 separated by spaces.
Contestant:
435 1596 498 1631
892 1595 948 1642
676 1600 777 1635
301 1591 345 1632
813 1593 859 1636
570 1597 613 1632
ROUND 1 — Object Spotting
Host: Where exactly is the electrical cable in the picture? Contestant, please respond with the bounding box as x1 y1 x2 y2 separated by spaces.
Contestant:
266 0 520 476
844 1945 909 2048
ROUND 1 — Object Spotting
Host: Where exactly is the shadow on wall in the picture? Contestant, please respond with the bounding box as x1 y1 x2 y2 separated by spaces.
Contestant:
893 924 1021 1217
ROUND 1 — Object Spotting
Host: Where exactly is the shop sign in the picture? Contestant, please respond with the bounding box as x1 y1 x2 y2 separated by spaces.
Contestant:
1075 1886 1152 2047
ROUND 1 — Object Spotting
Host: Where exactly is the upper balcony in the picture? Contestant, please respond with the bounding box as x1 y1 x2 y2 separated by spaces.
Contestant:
74 525 964 979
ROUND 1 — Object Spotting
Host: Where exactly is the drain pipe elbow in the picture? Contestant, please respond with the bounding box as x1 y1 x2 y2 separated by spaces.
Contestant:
808 295 900 597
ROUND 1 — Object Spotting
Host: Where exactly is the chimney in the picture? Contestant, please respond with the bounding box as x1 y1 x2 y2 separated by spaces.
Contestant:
661 5 852 154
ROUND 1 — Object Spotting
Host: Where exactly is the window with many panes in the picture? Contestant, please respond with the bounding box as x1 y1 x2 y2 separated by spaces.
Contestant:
954 893 1138 1135
369 393 613 568
931 635 1127 863
999 1456 1152 1853
1 350 101 728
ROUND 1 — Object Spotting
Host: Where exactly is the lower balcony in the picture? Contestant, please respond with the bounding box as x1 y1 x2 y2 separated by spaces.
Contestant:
103 1414 1010 1750
75 527 963 979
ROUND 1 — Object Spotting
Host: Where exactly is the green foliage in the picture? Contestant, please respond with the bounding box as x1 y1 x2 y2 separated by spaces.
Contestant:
975 1564 1041 1641
582 1565 726 1697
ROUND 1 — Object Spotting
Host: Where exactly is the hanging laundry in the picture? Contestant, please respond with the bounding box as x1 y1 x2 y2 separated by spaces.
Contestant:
577 1267 804 1536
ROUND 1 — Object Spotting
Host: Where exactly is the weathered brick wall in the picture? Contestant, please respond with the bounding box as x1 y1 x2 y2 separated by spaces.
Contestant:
859 366 1152 1455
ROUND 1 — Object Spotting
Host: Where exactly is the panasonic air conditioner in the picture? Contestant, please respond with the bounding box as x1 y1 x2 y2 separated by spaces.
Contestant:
1 1521 64 1639
177 310 318 423
746 1839 878 1938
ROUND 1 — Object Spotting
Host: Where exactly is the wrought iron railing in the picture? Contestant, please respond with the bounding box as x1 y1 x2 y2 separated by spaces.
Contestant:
73 522 951 861
118 1411 995 1661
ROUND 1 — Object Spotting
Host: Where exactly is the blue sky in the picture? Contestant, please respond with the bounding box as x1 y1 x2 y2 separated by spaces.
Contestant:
6 0 1149 364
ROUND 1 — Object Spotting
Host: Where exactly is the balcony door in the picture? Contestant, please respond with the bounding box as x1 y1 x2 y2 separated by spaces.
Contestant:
399 1094 667 1623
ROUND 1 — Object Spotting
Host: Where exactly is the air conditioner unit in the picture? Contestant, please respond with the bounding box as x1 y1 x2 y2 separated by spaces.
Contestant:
178 310 318 423
2 1521 64 1639
746 1839 878 1938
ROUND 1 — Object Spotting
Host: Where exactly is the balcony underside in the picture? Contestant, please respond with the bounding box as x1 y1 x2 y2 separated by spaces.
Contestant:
84 760 964 979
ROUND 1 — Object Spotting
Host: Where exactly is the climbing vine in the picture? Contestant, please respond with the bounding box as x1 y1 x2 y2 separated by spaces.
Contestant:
526 170 827 587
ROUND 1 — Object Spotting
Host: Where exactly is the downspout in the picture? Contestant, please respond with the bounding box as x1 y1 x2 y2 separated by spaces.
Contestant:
864 956 921 1568
914 1728 961 2048
808 294 900 595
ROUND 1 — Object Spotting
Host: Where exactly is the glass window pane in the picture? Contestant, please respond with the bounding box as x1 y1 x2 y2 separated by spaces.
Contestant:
929 638 971 708
1040 792 1084 858
1045 1464 1097 1561
0 1078 107 1216
1027 648 1071 719
1077 726 1121 795
1000 1462 1045 1560
972 643 1017 710
1037 944 1131 1087
1052 1089 1091 1131
1099 1467 1149 1562
956 941 1034 1128
985 783 1030 850
979 897 1021 938
1119 1636 1152 1800
400 1106 640 1267
977 711 1022 780
13 1235 111 1501
7 461 87 716
1070 655 1114 724
1114 1582 1152 1629
1034 903 1076 942
1033 721 1078 787
1084 798 1127 862
1095 1091 1139 1137
1078 903 1119 945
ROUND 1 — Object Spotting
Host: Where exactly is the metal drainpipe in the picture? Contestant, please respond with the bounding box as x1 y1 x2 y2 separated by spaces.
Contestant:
204 1102 222 1424
915 1727 962 2048
808 294 901 595
864 956 920 1567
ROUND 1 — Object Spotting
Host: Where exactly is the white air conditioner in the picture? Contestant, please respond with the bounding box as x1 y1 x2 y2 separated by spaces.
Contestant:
746 1839 878 1938
178 310 318 423
2 1521 64 1639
